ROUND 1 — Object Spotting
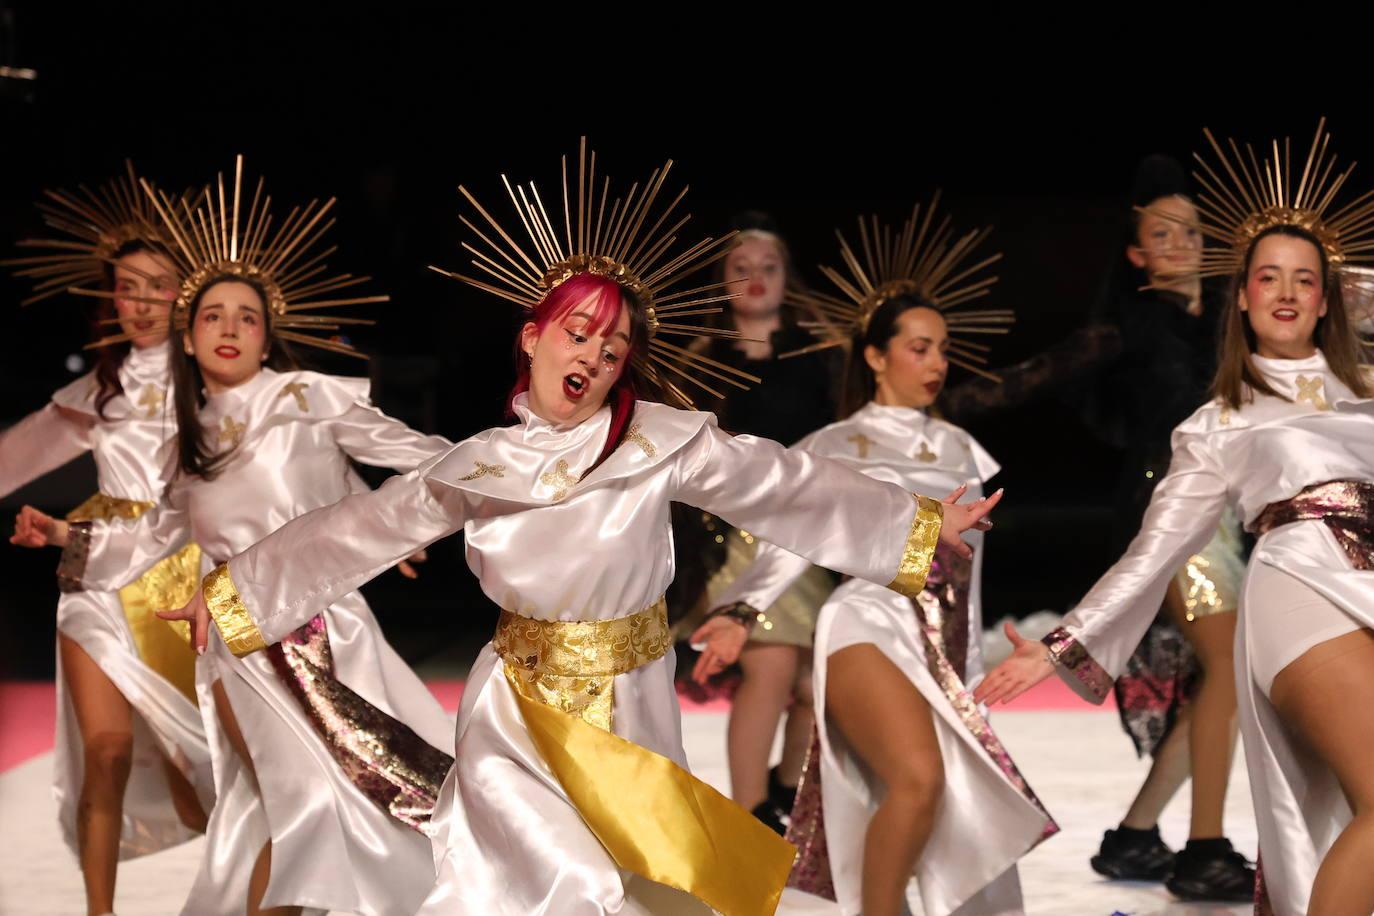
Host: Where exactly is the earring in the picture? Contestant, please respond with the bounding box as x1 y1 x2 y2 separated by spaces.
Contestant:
184 345 194 355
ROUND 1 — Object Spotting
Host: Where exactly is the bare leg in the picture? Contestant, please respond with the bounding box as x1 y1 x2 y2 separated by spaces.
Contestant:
777 654 814 788
60 635 133 916
827 644 942 916
161 757 208 834
1166 585 1239 840
1120 702 1192 829
728 643 799 810
1270 629 1374 915
211 680 301 916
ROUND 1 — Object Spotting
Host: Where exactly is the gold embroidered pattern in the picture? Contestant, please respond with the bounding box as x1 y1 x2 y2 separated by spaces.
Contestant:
495 598 670 732
848 433 874 458
218 415 246 448
624 423 657 458
887 494 943 600
203 564 266 657
459 461 506 481
539 459 580 502
137 384 165 418
1295 374 1330 411
278 381 311 412
1219 405 1232 426
915 441 938 463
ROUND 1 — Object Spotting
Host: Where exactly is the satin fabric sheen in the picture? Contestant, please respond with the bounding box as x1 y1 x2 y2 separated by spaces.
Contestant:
74 368 454 916
220 396 934 914
1048 353 1374 915
714 402 1051 915
0 343 215 860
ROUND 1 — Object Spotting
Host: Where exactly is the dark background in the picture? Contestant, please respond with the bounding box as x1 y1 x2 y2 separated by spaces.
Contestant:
0 5 1356 677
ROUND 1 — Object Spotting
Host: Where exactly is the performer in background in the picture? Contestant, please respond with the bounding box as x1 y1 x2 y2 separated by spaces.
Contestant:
694 199 1055 916
15 158 456 916
1 164 213 916
978 120 1374 916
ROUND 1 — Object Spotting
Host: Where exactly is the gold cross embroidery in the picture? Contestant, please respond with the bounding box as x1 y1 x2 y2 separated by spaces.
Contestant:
539 459 580 503
459 461 506 481
1218 405 1232 426
848 433 874 459
218 415 245 448
915 442 938 463
137 384 164 418
625 423 657 458
1295 375 1330 411
278 382 310 412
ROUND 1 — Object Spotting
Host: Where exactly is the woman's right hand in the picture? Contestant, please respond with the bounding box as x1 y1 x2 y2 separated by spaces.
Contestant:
938 486 1003 559
971 622 1056 705
10 505 68 549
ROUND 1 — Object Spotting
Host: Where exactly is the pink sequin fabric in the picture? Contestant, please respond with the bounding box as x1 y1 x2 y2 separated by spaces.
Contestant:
267 614 454 832
1253 479 1374 571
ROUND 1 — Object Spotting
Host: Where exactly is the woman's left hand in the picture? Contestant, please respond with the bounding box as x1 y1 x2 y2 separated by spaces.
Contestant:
689 616 749 684
971 622 1055 705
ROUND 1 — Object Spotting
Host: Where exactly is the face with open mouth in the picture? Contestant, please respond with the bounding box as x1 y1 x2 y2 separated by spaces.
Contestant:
112 249 178 349
1240 233 1327 360
186 280 270 394
521 294 633 426
865 305 950 410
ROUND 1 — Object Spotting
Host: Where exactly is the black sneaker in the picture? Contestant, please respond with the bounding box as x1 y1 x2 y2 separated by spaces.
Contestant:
768 766 798 815
751 800 786 835
1090 826 1175 881
1165 838 1256 903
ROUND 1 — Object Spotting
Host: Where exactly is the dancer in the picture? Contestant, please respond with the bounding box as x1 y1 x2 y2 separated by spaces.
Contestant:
1081 154 1252 898
153 140 1001 916
677 212 839 833
977 120 1374 916
1 163 213 916
14 158 456 916
693 198 1055 916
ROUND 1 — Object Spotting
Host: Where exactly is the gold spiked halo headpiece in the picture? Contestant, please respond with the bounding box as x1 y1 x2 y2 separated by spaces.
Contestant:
430 137 760 407
783 192 1013 381
71 156 384 357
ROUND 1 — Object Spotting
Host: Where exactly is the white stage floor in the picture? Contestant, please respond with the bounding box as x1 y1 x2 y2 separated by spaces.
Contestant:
0 703 1255 916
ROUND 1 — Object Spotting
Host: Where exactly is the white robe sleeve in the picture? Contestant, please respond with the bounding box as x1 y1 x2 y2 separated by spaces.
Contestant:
1043 431 1228 702
671 425 943 604
206 469 473 655
59 488 192 594
0 404 94 499
328 403 453 473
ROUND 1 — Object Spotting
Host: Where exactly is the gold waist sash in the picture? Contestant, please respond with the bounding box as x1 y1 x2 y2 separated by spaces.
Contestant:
493 600 795 916
67 493 200 703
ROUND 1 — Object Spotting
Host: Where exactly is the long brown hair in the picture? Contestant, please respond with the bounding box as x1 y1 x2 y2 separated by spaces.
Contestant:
170 276 299 479
90 239 153 418
1212 224 1373 409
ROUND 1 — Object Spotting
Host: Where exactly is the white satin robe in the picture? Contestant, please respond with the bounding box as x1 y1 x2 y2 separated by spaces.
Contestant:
68 368 455 916
213 394 940 915
1044 352 1374 916
0 343 215 860
713 402 1053 916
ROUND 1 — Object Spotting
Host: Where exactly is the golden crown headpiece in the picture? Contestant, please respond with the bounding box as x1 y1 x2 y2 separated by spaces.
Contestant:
784 193 1013 380
431 137 759 406
2 160 176 306
72 156 384 357
1143 118 1374 283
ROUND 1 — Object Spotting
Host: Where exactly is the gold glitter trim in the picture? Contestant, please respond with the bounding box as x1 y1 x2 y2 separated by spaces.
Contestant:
886 494 943 601
459 461 506 481
495 598 670 732
624 423 657 459
203 564 266 657
539 458 580 503
57 521 94 594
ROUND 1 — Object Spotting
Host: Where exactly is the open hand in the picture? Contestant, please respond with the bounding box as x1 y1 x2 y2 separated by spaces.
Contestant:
938 486 1002 559
688 616 750 684
397 548 428 580
971 622 1055 706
